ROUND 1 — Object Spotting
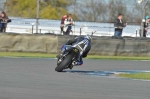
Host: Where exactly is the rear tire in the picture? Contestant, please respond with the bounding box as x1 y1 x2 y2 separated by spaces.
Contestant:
55 54 73 72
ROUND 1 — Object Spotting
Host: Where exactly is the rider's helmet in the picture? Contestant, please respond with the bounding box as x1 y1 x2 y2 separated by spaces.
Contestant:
85 34 92 41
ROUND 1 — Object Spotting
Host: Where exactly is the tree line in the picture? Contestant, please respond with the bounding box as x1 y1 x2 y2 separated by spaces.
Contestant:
5 0 76 19
4 0 150 23
74 0 147 23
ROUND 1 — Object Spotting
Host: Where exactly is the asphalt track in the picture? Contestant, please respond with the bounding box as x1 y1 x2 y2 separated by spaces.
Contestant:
0 57 150 99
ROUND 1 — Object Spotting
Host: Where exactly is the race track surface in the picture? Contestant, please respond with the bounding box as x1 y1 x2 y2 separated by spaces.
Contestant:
0 57 150 99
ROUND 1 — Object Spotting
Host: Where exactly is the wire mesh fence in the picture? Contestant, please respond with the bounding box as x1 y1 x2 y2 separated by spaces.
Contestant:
4 18 146 37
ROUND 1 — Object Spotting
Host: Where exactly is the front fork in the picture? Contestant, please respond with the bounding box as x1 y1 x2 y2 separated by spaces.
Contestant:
57 52 68 65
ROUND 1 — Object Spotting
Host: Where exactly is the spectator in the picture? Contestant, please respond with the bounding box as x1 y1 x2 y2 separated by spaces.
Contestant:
143 16 150 37
60 14 67 35
63 14 74 35
114 14 127 37
0 11 9 32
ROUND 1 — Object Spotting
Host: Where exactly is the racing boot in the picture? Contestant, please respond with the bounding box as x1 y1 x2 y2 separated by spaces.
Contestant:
72 61 83 66
77 61 83 65
69 60 83 69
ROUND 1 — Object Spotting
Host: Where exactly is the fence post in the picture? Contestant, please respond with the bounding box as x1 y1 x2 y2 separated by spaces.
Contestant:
32 24 34 34
39 29 41 34
136 29 137 37
36 0 39 33
80 27 82 36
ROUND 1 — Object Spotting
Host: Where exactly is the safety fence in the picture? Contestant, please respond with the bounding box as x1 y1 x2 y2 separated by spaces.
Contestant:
4 18 146 37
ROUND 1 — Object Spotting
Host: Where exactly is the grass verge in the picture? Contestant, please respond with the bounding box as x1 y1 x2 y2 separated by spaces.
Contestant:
87 55 150 60
0 52 150 60
0 52 56 58
119 73 150 80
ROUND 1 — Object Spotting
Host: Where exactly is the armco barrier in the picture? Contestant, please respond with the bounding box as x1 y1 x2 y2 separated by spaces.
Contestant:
0 33 150 56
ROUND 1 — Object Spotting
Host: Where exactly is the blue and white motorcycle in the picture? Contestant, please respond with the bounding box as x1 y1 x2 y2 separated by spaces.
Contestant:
55 32 95 72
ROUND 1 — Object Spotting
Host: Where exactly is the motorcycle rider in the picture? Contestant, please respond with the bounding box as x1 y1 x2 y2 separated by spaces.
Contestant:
57 35 91 66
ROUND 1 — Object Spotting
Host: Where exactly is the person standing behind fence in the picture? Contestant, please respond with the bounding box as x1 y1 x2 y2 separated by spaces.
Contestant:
60 14 67 34
0 11 9 32
114 14 127 37
63 14 74 35
143 16 150 37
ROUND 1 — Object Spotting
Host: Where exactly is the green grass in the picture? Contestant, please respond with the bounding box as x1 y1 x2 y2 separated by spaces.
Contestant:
119 73 150 80
0 52 56 58
0 52 150 60
87 55 150 60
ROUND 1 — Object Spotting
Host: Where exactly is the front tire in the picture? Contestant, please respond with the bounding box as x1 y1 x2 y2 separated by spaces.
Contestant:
55 54 73 72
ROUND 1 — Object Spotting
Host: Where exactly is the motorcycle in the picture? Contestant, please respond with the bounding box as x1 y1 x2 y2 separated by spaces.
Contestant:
55 32 95 72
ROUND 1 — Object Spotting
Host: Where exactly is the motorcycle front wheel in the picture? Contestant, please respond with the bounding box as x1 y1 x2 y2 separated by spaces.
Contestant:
55 54 73 72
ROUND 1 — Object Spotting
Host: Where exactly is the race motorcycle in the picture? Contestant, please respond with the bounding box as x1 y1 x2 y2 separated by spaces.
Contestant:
55 32 95 72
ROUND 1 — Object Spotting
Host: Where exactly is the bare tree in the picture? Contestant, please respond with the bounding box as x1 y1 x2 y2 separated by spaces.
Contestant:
145 1 150 18
75 0 107 22
0 0 6 11
125 0 142 23
108 0 127 22
107 0 144 24
73 0 144 23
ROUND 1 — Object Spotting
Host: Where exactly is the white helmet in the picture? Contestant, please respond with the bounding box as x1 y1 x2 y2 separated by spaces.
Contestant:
85 34 92 41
